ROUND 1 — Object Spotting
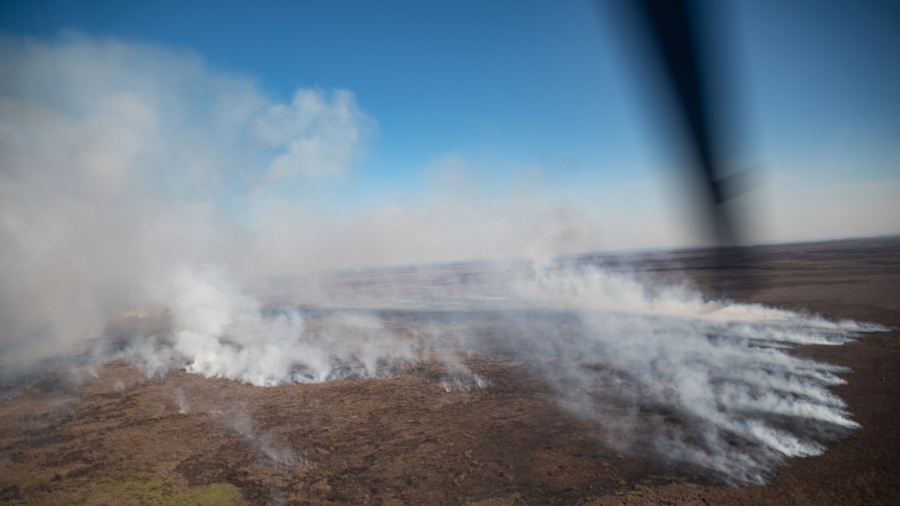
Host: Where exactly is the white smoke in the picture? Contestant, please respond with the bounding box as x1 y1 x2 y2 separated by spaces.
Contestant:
0 33 618 374
173 387 189 415
97 259 883 484
0 32 371 373
507 264 872 483
115 266 409 385
221 408 301 468
0 32 888 485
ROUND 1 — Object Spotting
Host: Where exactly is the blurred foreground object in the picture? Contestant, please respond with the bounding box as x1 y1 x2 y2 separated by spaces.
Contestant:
614 0 760 298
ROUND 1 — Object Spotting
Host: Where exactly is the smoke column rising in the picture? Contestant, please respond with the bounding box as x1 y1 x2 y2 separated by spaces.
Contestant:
0 33 619 373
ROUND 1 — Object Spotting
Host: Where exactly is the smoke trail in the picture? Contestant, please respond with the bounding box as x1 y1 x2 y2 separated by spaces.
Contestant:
198 407 302 469
505 264 874 483
94 259 882 484
173 387 189 415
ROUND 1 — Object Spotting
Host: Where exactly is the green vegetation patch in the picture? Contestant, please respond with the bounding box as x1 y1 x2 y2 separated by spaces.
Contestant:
82 472 241 505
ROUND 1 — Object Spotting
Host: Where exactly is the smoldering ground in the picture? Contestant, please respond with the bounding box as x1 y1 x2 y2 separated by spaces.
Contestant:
0 33 888 488
87 260 881 485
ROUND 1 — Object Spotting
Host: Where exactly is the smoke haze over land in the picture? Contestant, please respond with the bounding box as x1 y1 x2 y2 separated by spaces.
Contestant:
0 34 623 372
0 33 889 485
91 261 877 484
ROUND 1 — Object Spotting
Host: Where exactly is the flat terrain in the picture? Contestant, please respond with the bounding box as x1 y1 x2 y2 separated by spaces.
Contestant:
1 236 899 505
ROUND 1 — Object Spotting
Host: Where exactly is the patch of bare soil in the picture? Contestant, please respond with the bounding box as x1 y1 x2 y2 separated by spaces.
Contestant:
1 236 898 505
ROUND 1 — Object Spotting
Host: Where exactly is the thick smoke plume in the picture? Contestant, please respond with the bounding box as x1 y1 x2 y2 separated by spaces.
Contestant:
0 33 886 485
0 33 617 373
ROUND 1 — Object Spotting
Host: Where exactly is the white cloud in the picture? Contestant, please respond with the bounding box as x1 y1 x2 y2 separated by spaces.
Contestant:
255 89 368 182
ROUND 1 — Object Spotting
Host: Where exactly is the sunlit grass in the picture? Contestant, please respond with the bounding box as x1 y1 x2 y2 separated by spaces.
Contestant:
81 472 240 505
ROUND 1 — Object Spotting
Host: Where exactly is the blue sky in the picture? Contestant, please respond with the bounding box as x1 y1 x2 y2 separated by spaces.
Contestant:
1 0 898 255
